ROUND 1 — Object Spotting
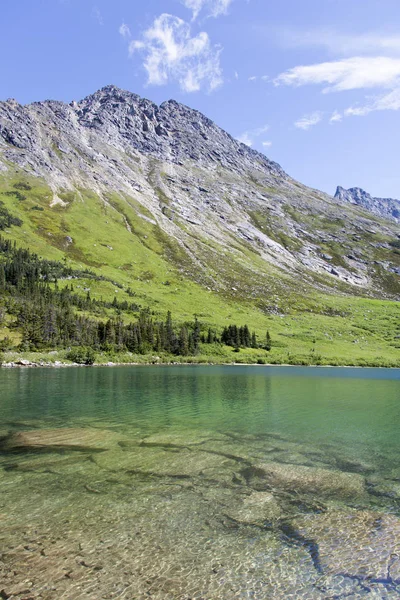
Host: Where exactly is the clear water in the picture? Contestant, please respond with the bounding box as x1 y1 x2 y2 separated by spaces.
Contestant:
0 365 400 599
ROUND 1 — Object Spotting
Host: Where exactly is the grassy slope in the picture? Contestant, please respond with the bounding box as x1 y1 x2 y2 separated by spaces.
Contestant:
0 171 399 367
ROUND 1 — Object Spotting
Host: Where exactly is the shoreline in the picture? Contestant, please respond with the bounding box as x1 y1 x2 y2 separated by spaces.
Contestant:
1 360 399 370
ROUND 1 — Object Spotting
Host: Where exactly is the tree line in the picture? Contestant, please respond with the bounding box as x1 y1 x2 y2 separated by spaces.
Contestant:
0 235 272 356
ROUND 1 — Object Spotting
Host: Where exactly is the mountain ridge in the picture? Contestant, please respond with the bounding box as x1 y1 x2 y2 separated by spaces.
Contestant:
0 84 399 366
0 84 399 302
335 186 400 223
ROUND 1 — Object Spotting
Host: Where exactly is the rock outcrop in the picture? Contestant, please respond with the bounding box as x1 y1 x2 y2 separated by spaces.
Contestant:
335 186 400 223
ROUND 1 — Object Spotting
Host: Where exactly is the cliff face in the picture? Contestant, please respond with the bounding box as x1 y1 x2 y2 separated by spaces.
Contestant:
335 186 400 223
0 85 399 299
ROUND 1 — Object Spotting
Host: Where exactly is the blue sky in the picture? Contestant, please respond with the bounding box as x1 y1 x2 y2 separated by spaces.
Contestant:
2 0 400 198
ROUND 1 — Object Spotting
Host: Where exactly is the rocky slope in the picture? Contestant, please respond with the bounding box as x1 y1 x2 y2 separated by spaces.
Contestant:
0 85 399 303
335 186 400 223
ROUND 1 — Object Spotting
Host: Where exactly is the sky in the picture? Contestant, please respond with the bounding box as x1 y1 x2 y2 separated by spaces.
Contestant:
1 0 400 198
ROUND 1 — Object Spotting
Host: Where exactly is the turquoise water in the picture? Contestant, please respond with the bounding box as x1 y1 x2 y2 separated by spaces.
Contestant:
0 366 400 598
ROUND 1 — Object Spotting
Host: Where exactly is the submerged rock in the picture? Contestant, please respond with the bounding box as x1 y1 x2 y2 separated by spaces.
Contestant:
1 428 127 453
1 453 87 473
225 491 282 526
0 429 10 441
254 461 366 500
94 446 237 478
295 509 400 583
139 430 229 448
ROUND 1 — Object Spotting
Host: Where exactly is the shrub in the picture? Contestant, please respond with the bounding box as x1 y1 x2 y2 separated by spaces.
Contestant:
0 337 13 351
66 346 96 365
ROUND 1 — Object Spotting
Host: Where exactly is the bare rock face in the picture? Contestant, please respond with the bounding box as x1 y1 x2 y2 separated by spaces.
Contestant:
335 186 400 223
0 85 284 187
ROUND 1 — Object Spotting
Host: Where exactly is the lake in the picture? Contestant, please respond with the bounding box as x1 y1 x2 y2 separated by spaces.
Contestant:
0 365 400 599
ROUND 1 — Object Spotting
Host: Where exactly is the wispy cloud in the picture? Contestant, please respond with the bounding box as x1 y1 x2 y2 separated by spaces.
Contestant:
329 110 342 123
262 140 272 147
181 0 233 21
236 124 269 146
275 56 400 93
237 132 253 146
294 111 323 130
279 29 400 58
129 14 223 92
119 23 131 39
344 87 400 118
92 5 103 25
276 55 400 120
247 75 269 82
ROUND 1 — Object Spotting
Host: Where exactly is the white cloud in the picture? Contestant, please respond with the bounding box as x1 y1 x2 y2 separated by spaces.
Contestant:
374 87 400 110
276 55 400 119
92 5 103 25
275 56 400 93
237 132 253 146
274 31 400 123
247 75 268 82
330 110 342 123
294 111 323 130
262 140 272 147
344 105 372 117
181 0 233 20
236 124 269 146
119 23 131 39
129 14 223 92
279 29 400 58
344 87 400 117
234 70 239 80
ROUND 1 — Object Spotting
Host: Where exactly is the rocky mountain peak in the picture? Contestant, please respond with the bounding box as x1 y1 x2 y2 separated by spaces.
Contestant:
0 85 285 183
334 186 400 223
0 85 399 299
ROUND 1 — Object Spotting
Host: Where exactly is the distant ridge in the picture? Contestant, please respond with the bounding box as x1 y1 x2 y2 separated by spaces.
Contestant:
335 186 400 223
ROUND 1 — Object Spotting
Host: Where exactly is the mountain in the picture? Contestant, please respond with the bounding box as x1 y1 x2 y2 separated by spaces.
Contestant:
335 186 400 223
0 85 399 366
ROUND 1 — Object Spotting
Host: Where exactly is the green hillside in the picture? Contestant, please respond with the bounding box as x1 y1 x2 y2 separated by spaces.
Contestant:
0 170 399 367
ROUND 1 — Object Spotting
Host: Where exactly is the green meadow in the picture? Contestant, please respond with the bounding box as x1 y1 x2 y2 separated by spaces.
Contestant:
0 171 399 367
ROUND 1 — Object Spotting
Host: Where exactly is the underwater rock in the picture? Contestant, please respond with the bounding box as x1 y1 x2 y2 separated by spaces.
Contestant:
225 491 282 526
0 429 10 441
139 430 229 448
367 478 400 500
294 509 400 583
94 446 237 478
1 427 128 453
255 461 366 500
1 453 87 473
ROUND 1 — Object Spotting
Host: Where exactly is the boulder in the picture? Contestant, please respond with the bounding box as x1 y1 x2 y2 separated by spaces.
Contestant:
94 446 237 478
1 428 127 453
15 359 32 366
295 509 400 582
225 491 282 526
140 430 228 448
0 429 10 441
255 461 366 500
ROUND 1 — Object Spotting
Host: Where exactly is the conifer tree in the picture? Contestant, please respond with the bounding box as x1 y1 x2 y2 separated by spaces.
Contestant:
178 326 189 356
266 330 272 351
